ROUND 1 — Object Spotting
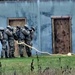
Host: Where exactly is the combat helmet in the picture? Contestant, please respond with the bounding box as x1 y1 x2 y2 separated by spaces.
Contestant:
24 24 29 30
0 27 4 31
31 27 35 31
7 25 13 31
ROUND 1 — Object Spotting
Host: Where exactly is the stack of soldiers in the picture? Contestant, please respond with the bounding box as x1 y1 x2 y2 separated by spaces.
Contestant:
0 25 35 58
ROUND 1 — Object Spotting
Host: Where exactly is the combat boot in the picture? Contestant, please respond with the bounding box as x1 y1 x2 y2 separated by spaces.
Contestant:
20 54 24 57
5 51 8 58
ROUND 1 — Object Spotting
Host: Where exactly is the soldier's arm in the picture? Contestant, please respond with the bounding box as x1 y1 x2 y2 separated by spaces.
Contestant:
5 29 12 36
0 32 3 40
13 29 18 40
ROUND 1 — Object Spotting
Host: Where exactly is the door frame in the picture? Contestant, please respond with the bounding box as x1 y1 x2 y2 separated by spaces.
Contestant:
7 17 26 26
51 16 72 54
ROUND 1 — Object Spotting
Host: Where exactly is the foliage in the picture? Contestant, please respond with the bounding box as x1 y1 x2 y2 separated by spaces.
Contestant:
0 55 75 75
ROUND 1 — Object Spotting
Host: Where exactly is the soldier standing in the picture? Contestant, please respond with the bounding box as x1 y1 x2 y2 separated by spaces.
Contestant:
5 26 15 58
0 28 8 58
16 26 25 57
22 25 34 57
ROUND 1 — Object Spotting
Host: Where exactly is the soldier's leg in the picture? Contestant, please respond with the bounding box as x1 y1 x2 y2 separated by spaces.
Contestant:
9 47 15 58
25 40 32 57
2 41 8 58
5 45 8 58
26 47 31 57
8 41 11 58
5 51 8 58
11 48 15 58
1 49 8 58
12 51 15 58
9 40 15 58
1 50 3 58
19 44 24 57
8 42 11 58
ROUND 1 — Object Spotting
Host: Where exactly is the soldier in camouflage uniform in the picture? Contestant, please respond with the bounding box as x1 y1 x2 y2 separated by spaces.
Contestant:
5 26 15 58
22 25 35 57
16 26 25 57
0 28 8 58
22 25 31 57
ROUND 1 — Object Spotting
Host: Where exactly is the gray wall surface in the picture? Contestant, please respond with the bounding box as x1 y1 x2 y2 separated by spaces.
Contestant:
0 0 75 55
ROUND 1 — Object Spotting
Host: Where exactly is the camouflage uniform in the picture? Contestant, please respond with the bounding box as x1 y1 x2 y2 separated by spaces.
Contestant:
5 26 15 58
22 25 34 57
0 28 8 58
16 26 25 57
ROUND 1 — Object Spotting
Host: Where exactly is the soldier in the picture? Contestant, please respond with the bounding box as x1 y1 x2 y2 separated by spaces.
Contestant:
16 26 25 57
22 25 31 57
0 28 8 58
5 26 15 58
22 25 35 57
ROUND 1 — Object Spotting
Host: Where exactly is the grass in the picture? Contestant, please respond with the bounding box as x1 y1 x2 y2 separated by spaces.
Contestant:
0 55 75 75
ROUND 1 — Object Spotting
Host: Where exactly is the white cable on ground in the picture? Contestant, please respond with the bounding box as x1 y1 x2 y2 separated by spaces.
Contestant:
17 42 51 55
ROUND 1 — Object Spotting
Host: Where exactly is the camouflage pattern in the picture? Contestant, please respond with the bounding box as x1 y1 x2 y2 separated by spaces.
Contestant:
5 26 15 58
0 28 8 58
16 26 25 57
22 25 35 57
18 40 25 57
0 25 35 58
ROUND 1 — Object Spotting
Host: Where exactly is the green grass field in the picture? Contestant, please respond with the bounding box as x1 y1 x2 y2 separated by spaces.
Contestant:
0 55 75 75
